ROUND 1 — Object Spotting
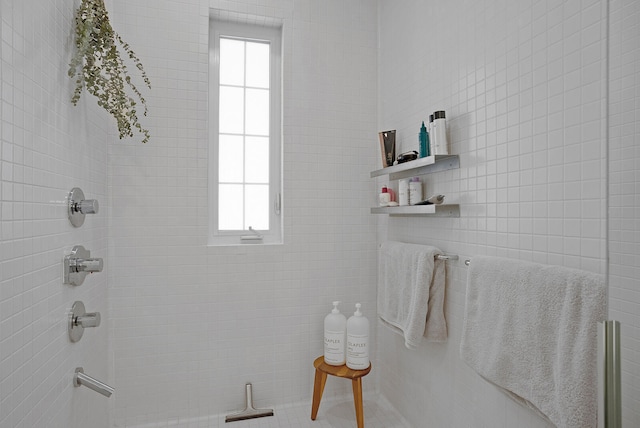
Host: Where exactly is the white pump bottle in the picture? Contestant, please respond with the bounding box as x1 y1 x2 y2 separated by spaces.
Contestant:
346 303 370 370
324 301 347 366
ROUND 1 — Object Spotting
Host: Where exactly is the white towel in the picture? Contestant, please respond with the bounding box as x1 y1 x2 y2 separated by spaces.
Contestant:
460 256 606 428
377 241 447 349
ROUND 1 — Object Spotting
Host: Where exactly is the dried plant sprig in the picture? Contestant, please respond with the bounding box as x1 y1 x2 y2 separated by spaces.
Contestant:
69 0 151 143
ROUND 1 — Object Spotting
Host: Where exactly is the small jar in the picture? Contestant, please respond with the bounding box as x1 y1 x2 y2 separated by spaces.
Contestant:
379 186 391 207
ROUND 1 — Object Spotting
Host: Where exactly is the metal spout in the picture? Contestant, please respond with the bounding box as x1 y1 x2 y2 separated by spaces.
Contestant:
73 367 114 398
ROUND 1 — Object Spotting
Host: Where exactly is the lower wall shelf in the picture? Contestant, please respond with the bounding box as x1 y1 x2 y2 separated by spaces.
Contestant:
370 204 460 217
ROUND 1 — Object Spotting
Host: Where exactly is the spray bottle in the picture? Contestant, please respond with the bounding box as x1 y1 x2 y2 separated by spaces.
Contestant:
419 121 430 158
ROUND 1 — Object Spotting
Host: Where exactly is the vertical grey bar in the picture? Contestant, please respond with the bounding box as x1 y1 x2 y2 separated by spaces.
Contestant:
598 322 604 428
600 320 622 428
608 320 622 428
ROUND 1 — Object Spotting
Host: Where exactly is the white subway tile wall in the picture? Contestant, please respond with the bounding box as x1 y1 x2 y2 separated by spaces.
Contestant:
107 0 378 426
609 0 640 425
377 0 610 427
0 1 110 428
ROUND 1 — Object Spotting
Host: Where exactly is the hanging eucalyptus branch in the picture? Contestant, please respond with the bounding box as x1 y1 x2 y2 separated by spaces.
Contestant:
69 0 151 143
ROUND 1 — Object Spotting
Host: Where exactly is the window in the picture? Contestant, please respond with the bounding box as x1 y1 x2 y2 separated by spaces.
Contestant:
208 19 282 245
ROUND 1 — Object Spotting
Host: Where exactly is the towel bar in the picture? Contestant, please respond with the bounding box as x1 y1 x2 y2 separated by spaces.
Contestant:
436 254 458 261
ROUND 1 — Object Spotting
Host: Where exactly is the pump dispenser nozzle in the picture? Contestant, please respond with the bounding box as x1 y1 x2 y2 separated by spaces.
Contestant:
354 303 362 316
332 301 341 313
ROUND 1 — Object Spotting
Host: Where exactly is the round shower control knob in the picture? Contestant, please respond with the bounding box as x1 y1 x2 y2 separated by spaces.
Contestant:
68 187 100 227
77 199 99 214
69 301 102 342
76 312 101 328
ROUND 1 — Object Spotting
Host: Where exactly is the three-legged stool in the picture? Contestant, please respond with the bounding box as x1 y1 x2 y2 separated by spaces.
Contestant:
311 356 372 428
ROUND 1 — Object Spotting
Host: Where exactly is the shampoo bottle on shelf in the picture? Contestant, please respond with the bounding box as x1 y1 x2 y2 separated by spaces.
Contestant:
346 303 370 370
398 179 409 206
433 110 449 155
419 121 430 158
428 114 436 156
324 301 347 366
409 177 422 205
387 187 396 203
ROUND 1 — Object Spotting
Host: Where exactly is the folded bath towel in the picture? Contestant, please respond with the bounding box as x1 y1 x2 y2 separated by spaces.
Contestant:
377 241 447 349
460 256 606 428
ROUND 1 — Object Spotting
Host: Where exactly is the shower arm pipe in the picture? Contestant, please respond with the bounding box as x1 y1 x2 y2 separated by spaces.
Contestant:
73 367 114 398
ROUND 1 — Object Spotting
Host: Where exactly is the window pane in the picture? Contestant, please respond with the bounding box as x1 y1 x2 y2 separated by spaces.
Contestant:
244 184 269 230
245 88 269 136
219 86 244 134
219 184 244 230
219 38 245 86
246 42 270 89
245 137 269 184
219 135 244 183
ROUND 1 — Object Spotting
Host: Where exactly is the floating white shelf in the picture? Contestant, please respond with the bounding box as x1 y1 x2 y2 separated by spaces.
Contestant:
370 154 459 181
370 204 460 217
371 154 460 216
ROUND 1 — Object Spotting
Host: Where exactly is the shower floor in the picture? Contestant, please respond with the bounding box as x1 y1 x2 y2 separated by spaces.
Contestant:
122 394 410 428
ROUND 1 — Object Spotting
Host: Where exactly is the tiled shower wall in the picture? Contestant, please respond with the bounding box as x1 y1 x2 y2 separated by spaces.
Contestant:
609 0 640 425
107 0 378 425
376 0 608 426
1 1 638 428
0 1 110 428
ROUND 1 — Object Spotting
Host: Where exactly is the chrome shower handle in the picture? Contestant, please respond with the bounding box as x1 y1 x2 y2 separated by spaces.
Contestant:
73 199 99 215
69 256 103 273
69 301 101 342
68 187 99 227
64 245 104 286
75 311 101 328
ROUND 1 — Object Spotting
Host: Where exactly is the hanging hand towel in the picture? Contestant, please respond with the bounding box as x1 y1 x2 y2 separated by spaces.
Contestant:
460 256 606 428
377 241 447 349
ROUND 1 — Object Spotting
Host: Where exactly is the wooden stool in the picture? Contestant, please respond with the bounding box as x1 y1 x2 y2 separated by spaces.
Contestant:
311 356 371 428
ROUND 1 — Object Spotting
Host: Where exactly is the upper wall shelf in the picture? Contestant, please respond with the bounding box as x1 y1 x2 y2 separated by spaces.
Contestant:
370 154 459 181
371 204 460 217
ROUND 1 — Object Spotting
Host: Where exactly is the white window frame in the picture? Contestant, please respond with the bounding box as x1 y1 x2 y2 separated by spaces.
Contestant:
208 19 283 246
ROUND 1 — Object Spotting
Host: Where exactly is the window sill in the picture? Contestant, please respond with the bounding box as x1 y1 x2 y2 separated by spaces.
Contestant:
207 238 283 247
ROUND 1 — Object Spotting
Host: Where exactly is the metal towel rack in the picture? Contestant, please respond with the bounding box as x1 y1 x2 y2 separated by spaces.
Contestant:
435 254 471 266
377 245 461 263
